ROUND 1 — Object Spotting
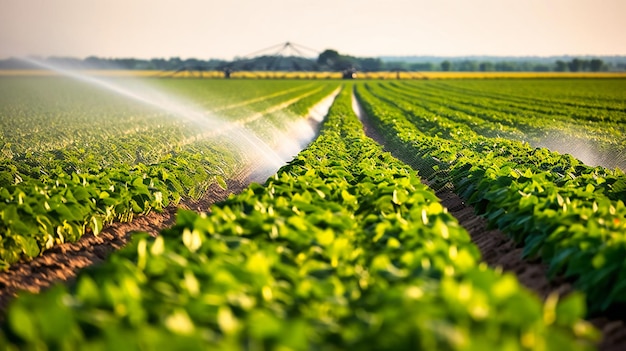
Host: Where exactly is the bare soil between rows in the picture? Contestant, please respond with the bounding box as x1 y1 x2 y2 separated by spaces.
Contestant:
355 94 626 351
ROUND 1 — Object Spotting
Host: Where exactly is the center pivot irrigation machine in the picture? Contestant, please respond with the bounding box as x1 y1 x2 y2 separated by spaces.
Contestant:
160 41 359 79
163 41 343 79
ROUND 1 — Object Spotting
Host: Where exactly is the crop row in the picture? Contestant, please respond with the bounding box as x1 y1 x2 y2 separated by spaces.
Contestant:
386 80 626 164
355 82 626 313
0 78 338 268
0 79 326 166
401 80 626 169
1 85 598 350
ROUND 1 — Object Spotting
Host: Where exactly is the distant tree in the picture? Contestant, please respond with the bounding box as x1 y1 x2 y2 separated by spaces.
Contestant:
169 57 183 67
555 60 568 72
116 58 141 70
47 56 84 69
590 59 605 72
456 60 478 71
336 57 358 71
84 56 106 69
583 60 591 71
316 49 360 71
385 61 409 71
495 62 516 71
441 60 452 71
409 62 435 71
359 57 383 72
517 61 535 71
317 49 340 68
0 58 25 69
610 62 619 71
479 62 494 72
150 58 168 70
533 64 551 72
568 58 583 72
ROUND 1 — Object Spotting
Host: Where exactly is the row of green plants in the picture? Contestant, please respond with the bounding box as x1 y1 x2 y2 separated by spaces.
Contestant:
355 82 626 313
0 79 322 163
1 86 598 350
368 80 626 172
415 80 626 124
391 80 626 156
426 79 626 114
0 78 338 269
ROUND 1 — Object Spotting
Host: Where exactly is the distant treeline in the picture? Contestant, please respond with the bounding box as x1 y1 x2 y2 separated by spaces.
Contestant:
1 50 625 72
0 56 231 71
322 50 624 72
382 58 615 72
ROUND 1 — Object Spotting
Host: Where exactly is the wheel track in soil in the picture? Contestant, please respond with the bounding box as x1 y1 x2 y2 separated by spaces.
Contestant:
351 90 626 351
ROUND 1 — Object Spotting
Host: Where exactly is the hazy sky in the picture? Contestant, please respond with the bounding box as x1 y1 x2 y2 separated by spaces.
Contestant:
1 0 625 59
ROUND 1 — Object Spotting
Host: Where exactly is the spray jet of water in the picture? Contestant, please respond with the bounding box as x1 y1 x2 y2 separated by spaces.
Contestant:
20 56 223 130
18 56 289 171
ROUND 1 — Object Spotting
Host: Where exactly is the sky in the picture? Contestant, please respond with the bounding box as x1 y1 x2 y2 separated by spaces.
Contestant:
1 0 625 60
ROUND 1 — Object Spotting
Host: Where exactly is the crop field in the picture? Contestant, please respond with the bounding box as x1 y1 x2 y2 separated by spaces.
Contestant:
0 75 625 350
0 77 340 268
355 79 626 308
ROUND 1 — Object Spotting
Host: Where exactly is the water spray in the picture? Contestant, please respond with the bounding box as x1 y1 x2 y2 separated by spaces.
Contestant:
20 58 287 168
17 57 337 179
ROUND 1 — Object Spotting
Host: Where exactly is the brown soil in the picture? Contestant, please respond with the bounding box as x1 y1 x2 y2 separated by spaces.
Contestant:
0 167 256 313
352 91 626 351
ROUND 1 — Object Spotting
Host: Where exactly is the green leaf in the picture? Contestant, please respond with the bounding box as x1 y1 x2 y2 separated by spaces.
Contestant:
215 176 227 190
316 229 335 246
132 176 145 187
2 204 19 222
248 310 283 339
130 199 143 213
8 304 37 341
20 236 40 257
182 228 202 252
555 292 586 326
90 216 103 235
176 209 198 227
72 186 91 202
165 309 195 336
75 276 101 304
